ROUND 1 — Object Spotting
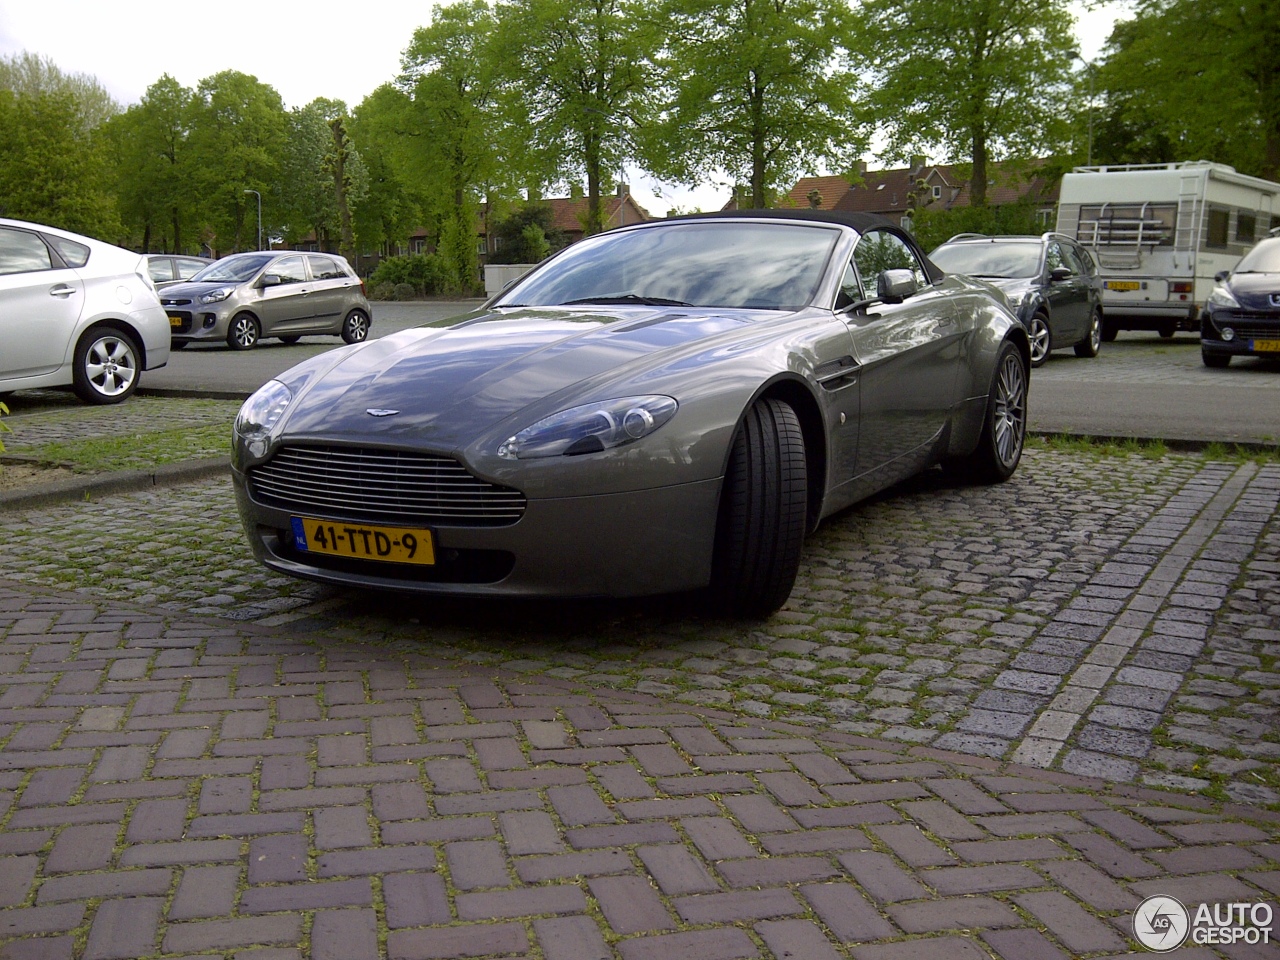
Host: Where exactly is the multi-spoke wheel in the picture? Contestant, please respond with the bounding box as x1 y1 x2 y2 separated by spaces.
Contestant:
227 313 260 350
73 326 141 404
1028 313 1051 367
709 398 808 618
1075 309 1102 357
947 341 1027 484
341 309 370 344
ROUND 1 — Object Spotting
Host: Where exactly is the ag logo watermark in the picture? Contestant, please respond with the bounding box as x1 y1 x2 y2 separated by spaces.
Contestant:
1134 896 1273 952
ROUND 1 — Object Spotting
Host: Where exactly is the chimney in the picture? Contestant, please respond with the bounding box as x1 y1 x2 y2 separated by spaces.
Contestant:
616 182 629 197
910 154 927 176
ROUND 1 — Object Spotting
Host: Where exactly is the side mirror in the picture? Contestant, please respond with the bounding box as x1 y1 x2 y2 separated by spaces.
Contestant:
1049 266 1071 282
877 268 918 304
1214 270 1230 282
259 273 281 288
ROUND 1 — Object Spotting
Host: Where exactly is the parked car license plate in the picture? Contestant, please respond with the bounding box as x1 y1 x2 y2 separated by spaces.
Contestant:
290 517 435 565
168 315 183 328
1105 281 1141 291
1254 339 1280 353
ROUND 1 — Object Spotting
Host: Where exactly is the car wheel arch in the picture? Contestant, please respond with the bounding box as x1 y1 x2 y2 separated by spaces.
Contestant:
73 317 149 370
725 373 828 535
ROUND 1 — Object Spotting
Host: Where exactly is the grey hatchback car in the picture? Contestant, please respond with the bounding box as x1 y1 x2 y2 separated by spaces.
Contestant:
161 251 371 350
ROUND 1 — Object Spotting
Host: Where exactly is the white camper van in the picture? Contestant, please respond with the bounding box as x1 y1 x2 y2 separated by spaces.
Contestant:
1055 162 1280 338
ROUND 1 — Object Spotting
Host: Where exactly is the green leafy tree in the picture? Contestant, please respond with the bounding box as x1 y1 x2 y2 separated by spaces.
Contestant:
495 0 657 233
349 84 427 257
0 51 118 135
105 75 202 253
648 0 866 208
279 99 369 259
1094 0 1280 179
859 0 1076 205
186 71 288 252
488 204 564 263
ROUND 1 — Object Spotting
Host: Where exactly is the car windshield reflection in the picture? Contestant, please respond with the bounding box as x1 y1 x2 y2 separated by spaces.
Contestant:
499 221 841 311
930 242 1042 279
192 254 274 283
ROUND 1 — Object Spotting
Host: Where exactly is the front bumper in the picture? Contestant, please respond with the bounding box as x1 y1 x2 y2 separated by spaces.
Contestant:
1201 309 1280 358
233 467 723 599
168 307 232 343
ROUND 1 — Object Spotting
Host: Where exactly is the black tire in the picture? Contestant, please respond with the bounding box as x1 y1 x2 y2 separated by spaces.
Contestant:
227 313 260 350
1074 310 1102 358
1101 316 1118 342
1203 350 1230 368
1027 313 1051 367
709 398 807 618
342 309 370 344
1159 324 1176 339
279 335 302 345
72 326 141 405
948 341 1027 484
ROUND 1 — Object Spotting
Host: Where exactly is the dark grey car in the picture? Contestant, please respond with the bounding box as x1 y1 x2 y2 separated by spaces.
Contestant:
161 251 371 350
232 212 1029 618
930 233 1104 367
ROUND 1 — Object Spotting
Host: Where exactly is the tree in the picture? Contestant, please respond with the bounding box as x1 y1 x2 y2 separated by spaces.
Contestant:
348 84 426 257
495 0 657 233
279 99 369 259
106 75 201 253
186 71 288 253
1094 0 1280 180
488 204 564 263
0 51 118 135
647 0 865 208
859 0 1076 205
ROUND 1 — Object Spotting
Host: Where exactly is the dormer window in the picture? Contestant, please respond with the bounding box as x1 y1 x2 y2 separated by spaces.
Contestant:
932 185 942 199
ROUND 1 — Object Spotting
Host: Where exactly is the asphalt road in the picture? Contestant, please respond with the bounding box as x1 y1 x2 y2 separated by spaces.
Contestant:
140 301 1280 446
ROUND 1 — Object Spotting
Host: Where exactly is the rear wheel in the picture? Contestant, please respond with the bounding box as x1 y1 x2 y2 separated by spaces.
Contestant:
342 309 370 344
947 341 1027 484
1159 324 1176 339
1027 313 1051 367
279 335 302 345
1203 350 1230 368
709 398 807 618
1075 310 1102 357
72 326 141 404
1101 317 1118 342
227 313 260 350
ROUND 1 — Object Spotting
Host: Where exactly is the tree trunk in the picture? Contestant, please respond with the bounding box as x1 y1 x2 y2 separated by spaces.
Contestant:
329 118 357 263
585 131 603 235
971 126 988 206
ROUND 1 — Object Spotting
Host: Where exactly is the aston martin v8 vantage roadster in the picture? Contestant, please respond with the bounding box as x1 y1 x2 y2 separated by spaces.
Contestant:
232 211 1030 617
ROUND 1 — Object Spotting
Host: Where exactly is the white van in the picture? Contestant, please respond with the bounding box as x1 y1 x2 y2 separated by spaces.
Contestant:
1055 162 1280 338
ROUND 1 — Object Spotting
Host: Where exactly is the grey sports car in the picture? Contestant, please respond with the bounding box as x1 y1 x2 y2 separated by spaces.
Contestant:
232 211 1030 617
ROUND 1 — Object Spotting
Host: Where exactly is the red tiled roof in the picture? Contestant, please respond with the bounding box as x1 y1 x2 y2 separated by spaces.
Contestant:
545 194 652 233
828 161 1057 217
782 175 853 210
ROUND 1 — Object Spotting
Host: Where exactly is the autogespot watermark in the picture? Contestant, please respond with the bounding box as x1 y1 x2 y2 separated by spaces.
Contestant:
1133 895 1274 952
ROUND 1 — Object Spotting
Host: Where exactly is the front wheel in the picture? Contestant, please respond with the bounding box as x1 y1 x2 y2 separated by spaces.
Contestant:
342 309 370 344
709 398 807 618
947 341 1027 484
73 326 141 404
1203 350 1230 368
1075 310 1102 358
279 335 302 345
1028 313 1051 367
227 313 260 350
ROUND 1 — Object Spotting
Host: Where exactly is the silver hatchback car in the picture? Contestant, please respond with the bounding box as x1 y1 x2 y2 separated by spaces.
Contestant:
161 251 371 350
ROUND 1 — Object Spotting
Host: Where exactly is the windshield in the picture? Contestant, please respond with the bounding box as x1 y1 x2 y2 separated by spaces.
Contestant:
498 221 841 311
1234 238 1280 273
929 241 1042 279
191 254 274 283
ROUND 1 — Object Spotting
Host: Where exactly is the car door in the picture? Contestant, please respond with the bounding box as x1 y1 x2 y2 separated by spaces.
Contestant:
255 255 312 336
845 229 962 480
304 255 351 333
0 225 84 381
1045 241 1091 341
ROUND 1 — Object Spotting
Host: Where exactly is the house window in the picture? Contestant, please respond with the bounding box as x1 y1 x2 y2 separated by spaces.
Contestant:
1237 212 1257 243
931 185 942 200
900 215 914 232
1206 207 1229 248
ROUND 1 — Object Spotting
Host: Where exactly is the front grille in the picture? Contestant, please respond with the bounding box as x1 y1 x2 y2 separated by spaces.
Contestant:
161 297 193 306
248 445 526 527
1212 312 1280 340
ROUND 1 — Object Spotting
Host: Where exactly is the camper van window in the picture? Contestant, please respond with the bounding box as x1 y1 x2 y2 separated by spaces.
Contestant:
1237 212 1257 244
1207 208 1230 249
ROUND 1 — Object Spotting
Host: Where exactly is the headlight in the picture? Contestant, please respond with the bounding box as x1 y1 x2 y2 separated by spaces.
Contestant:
498 396 678 459
1207 284 1240 309
235 380 292 458
199 286 235 304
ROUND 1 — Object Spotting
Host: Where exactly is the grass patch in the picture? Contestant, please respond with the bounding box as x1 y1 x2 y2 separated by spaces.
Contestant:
19 423 230 473
1031 433 1168 460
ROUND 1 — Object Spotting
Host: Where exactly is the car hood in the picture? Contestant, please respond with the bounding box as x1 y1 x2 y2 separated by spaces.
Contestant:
159 280 244 302
276 306 763 449
1227 272 1280 310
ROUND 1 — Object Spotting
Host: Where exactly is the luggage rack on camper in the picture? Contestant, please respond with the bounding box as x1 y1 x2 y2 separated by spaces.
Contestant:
1076 202 1177 270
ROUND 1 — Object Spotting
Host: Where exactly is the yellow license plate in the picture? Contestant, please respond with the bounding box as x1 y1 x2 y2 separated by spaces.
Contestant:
290 517 435 565
1254 339 1280 353
168 315 183 328
1106 281 1141 291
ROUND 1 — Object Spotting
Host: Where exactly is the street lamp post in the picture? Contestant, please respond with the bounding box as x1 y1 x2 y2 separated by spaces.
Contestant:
243 189 262 250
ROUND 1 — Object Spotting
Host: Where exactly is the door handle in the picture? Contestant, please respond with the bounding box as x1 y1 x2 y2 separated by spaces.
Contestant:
49 284 77 298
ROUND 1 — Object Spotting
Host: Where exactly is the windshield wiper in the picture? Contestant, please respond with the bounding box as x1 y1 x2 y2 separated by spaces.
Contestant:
562 294 694 307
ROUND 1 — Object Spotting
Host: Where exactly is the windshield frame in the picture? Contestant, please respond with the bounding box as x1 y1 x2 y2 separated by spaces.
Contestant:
190 253 275 284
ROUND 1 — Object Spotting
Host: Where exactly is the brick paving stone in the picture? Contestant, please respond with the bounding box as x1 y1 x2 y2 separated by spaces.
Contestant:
616 928 758 960
240 878 374 912
755 918 844 960
637 844 720 895
682 817 759 860
0 903 86 937
82 896 163 960
926 863 1046 895
535 915 612 960
588 875 677 934
888 896 1024 933
851 935 995 960
162 916 304 954
169 864 240 920
384 873 452 928
982 928 1073 960
800 882 897 942
311 907 379 960
0 857 37 908
838 851 930 902
1014 890 1128 954
35 869 172 904
455 884 587 920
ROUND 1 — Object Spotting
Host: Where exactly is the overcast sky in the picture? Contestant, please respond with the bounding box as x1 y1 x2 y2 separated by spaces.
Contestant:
0 0 1125 215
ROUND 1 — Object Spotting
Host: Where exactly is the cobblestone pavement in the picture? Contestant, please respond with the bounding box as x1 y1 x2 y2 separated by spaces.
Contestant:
2 581 1279 960
1033 333 1280 386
